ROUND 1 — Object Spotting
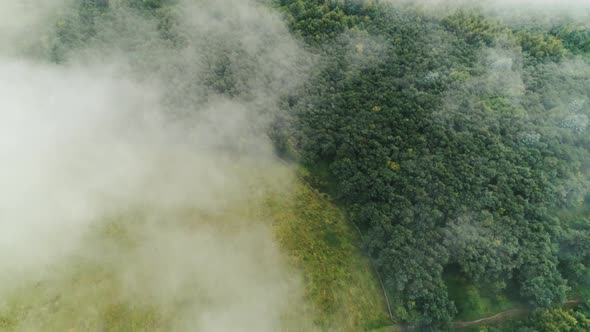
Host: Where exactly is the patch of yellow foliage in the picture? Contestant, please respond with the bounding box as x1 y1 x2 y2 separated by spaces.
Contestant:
387 160 400 171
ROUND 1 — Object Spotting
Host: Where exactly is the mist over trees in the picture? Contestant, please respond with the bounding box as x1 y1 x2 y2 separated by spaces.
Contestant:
44 0 590 329
2 0 590 330
1 1 313 331
274 0 590 328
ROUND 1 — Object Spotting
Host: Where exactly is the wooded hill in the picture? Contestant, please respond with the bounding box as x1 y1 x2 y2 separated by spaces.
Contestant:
15 0 590 330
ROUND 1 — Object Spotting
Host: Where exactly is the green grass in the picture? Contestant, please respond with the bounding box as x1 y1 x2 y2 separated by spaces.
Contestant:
0 164 389 331
265 170 392 331
0 263 165 331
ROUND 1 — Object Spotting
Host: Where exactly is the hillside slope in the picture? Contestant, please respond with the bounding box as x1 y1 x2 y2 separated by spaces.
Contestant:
0 163 390 332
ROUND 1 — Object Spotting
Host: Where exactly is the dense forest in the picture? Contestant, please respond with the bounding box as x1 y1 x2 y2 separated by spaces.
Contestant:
273 0 590 329
2 0 590 331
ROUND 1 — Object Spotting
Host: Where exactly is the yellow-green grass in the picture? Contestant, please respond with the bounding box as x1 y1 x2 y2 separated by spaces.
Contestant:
265 172 391 331
0 163 389 331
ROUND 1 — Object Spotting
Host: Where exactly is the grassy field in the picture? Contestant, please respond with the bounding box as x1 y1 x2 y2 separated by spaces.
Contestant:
265 169 392 331
0 163 389 332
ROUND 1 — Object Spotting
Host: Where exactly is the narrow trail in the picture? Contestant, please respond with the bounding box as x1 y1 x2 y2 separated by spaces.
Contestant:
452 308 529 328
452 300 582 328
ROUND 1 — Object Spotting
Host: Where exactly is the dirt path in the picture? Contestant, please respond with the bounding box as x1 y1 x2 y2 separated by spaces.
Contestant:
452 308 529 328
452 300 583 328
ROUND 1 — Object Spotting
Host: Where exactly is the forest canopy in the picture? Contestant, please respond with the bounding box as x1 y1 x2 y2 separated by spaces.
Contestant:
273 0 590 328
